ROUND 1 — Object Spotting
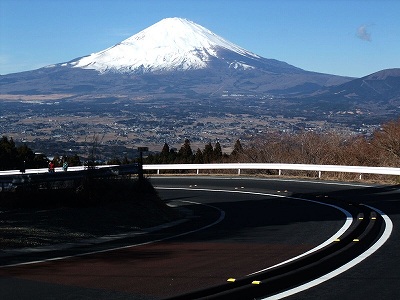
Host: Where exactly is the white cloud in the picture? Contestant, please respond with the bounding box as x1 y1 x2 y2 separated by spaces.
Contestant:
106 27 134 39
356 25 372 42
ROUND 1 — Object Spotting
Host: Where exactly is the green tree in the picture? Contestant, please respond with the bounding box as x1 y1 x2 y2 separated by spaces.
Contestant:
16 144 35 170
169 148 177 163
16 144 35 162
194 148 204 164
178 139 193 163
231 139 244 157
67 154 81 167
33 153 49 168
213 142 223 162
144 153 156 164
160 143 170 163
203 142 213 163
0 136 18 170
0 136 41 170
161 143 170 155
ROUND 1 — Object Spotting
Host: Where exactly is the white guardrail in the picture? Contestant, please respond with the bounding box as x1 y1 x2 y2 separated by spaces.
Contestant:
0 165 117 176
1 163 399 179
143 163 400 179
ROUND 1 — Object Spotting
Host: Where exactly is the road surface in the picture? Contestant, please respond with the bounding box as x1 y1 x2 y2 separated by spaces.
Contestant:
0 176 398 299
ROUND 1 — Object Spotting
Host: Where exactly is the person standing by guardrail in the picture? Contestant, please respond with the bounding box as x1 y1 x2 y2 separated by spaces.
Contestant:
48 161 55 173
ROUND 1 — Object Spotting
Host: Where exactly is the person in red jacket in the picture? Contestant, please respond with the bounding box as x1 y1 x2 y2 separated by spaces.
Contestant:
48 161 55 173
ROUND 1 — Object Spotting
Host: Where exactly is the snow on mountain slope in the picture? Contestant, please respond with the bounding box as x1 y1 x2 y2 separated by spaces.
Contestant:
0 17 353 97
69 17 261 73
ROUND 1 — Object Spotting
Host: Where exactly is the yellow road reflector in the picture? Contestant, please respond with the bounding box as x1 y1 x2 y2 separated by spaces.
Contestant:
353 239 360 242
334 238 341 242
359 217 364 220
371 217 377 220
227 278 236 282
252 281 261 285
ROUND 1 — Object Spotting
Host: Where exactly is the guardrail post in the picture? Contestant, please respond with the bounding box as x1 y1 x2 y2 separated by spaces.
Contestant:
157 169 160 175
359 174 362 180
319 171 322 178
138 163 144 181
137 147 148 181
238 168 241 175
197 169 199 175
279 169 282 176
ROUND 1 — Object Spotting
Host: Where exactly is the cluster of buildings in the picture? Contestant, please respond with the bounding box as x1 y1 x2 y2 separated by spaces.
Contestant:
0 97 380 159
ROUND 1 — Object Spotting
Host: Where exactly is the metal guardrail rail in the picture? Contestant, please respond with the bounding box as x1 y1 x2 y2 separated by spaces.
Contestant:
0 164 140 190
143 163 400 178
2 163 398 187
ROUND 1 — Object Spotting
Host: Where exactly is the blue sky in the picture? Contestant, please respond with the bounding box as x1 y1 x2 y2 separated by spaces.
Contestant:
1 0 399 77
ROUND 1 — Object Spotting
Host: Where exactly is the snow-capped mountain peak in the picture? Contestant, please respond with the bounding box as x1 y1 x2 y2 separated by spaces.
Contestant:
70 17 260 73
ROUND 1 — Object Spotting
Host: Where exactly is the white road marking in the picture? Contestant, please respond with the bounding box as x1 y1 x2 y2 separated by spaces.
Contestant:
2 182 393 300
157 187 353 276
261 206 393 299
159 185 393 299
0 199 225 268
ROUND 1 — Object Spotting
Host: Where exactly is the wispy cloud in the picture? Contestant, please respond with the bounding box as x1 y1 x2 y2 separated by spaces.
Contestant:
356 24 372 42
106 27 133 39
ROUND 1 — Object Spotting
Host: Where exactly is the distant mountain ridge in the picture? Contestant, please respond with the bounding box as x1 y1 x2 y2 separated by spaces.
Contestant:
320 68 400 101
0 17 398 109
0 17 352 97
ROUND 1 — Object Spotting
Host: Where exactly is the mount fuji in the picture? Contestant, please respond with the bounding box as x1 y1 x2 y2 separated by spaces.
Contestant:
1 17 352 97
70 17 264 74
2 17 400 155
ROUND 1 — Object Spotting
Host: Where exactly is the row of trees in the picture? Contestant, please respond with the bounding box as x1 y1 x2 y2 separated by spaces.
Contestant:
0 136 81 171
145 139 239 164
240 118 400 168
145 118 400 168
0 136 45 170
2 117 399 173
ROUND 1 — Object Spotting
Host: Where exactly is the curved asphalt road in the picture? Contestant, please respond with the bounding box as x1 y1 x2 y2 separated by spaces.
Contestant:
0 176 398 299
